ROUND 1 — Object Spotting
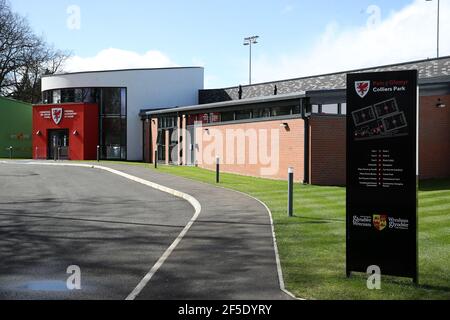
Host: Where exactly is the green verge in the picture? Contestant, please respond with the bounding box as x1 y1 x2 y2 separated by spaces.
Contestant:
71 160 450 299
147 164 449 300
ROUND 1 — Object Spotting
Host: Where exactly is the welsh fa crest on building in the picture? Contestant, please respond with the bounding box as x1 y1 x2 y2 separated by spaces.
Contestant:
355 81 370 98
51 108 63 125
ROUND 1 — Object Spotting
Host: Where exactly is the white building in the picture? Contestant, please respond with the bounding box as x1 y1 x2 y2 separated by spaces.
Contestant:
41 67 204 160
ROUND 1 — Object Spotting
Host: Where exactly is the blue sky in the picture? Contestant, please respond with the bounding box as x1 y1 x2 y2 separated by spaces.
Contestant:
10 0 449 88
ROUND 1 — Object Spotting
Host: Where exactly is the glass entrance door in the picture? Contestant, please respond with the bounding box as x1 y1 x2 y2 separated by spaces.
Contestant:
48 129 69 160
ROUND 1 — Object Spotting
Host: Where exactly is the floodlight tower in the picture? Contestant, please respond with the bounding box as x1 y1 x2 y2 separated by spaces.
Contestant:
243 36 259 85
426 0 440 58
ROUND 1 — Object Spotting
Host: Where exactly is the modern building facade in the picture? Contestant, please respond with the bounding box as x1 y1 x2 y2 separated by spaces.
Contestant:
30 58 449 185
141 56 450 185
0 97 32 158
33 67 204 161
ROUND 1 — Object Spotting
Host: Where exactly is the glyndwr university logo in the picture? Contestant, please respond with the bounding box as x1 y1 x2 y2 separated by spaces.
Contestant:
373 214 388 231
355 81 371 98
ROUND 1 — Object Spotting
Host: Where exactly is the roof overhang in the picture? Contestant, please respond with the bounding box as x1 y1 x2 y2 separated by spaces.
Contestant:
141 92 306 117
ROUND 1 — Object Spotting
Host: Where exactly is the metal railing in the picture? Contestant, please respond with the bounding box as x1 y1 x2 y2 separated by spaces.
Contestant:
34 147 70 160
56 146 69 160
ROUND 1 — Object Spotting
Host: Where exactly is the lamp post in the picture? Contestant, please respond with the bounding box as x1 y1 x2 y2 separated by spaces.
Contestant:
243 36 259 85
426 0 440 58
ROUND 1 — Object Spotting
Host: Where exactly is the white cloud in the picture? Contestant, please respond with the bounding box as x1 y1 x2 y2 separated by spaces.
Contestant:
252 0 450 83
63 48 178 72
281 4 294 15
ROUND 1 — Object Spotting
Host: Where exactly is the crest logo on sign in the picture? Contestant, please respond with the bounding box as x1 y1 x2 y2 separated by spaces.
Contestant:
51 108 63 125
355 81 371 98
373 214 388 231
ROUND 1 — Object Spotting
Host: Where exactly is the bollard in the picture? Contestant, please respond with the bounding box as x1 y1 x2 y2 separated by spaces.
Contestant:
54 147 57 161
154 150 158 169
216 156 220 183
288 167 294 217
9 146 12 160
97 145 100 162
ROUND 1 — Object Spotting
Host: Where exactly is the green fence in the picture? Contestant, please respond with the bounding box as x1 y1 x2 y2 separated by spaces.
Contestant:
0 97 32 159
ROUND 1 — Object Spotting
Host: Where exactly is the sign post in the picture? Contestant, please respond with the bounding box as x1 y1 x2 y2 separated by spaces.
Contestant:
216 156 220 183
346 70 418 283
288 167 294 217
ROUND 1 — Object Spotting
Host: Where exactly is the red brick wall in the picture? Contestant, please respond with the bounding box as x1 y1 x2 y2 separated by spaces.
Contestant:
309 115 347 186
419 95 450 179
195 118 305 182
143 117 158 163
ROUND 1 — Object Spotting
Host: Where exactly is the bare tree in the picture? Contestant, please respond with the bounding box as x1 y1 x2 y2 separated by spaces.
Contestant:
0 0 70 103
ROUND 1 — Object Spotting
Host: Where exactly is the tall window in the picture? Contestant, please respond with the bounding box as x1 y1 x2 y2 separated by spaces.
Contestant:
157 116 178 163
100 88 127 160
157 130 166 162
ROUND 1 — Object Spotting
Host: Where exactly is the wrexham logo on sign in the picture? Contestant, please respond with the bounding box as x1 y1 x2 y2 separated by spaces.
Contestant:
51 108 63 125
373 214 388 231
355 81 370 98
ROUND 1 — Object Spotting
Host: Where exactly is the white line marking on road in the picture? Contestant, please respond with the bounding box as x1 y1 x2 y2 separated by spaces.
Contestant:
0 161 201 300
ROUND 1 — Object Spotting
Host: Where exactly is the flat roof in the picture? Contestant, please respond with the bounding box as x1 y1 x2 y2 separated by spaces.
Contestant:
43 66 204 78
141 92 306 116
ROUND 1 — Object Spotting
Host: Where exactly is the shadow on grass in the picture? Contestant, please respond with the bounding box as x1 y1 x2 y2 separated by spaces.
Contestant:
419 179 450 192
414 283 450 293
382 277 450 293
293 216 345 223
276 216 344 225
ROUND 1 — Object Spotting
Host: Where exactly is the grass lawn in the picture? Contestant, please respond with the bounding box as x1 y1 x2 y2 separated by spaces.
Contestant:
146 164 450 300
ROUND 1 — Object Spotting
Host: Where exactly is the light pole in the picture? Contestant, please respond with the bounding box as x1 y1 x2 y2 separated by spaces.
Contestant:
243 35 259 85
426 0 440 58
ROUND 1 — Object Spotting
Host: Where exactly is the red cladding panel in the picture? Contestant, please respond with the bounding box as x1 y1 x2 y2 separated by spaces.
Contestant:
32 103 99 160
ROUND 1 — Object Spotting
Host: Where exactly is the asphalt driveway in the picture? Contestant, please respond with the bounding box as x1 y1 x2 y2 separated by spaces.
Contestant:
0 161 290 300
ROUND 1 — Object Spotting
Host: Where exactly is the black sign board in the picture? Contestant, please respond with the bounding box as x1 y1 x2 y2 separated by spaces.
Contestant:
346 70 418 282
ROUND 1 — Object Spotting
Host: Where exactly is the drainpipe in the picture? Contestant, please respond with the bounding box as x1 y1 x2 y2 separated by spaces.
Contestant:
301 98 310 184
